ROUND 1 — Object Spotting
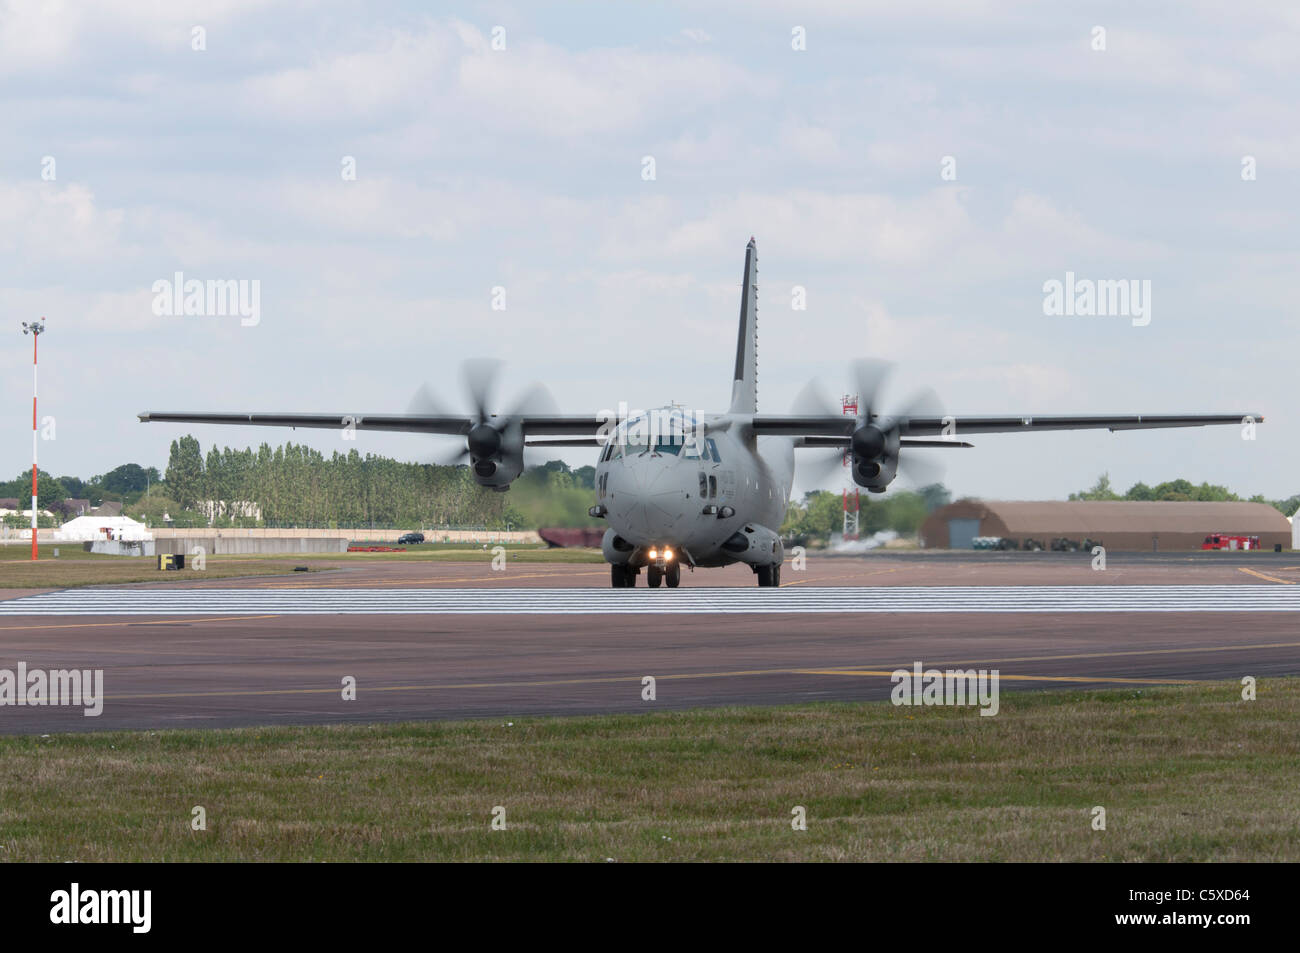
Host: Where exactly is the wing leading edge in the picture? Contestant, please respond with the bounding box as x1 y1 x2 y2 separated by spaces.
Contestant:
137 411 611 437
750 413 1261 438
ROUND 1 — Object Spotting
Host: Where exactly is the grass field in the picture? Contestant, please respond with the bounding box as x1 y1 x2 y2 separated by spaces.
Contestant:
1 680 1296 862
0 544 602 589
346 543 605 563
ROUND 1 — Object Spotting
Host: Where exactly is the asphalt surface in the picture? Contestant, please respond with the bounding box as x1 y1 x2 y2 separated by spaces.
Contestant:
0 551 1297 734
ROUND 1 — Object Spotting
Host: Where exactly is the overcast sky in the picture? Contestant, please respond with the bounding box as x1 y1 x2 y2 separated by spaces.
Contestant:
2 0 1295 501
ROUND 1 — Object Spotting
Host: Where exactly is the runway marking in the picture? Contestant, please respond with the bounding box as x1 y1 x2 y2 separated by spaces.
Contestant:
99 666 1208 702
1238 567 1295 585
5 585 1300 615
0 614 281 631
927 641 1300 668
795 669 1198 685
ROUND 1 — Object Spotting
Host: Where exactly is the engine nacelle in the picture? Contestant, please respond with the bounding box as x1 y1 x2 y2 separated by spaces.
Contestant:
721 523 784 567
602 528 635 565
469 420 524 490
850 420 899 493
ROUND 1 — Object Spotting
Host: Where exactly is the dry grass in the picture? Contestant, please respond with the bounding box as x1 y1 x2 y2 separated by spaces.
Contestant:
0 553 319 589
0 545 601 589
2 680 1297 861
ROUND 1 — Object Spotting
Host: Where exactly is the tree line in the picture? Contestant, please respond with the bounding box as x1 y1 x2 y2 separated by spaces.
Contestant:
781 484 953 542
1069 473 1299 514
152 436 523 528
5 446 1294 535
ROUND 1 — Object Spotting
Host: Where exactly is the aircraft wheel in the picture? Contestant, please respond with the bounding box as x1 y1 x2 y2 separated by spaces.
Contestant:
756 564 775 587
611 564 633 588
647 566 663 588
666 562 681 588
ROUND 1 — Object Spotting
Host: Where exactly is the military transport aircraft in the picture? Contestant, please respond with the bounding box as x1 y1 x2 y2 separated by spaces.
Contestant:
140 238 1261 588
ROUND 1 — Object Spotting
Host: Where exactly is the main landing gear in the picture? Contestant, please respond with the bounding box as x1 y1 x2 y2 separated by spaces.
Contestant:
755 563 781 587
611 564 636 588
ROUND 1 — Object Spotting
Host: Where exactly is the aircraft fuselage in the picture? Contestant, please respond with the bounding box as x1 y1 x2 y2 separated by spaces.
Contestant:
594 409 793 574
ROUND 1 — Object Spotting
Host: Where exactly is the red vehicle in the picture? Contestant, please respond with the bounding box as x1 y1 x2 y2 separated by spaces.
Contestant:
1201 533 1261 551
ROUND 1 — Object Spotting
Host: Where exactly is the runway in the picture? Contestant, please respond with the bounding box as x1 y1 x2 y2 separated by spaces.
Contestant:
0 554 1297 734
4 584 1300 615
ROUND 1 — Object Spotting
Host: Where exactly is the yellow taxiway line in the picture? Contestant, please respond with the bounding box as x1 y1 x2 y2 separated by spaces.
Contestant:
1238 567 1295 585
101 663 1224 703
795 669 1198 685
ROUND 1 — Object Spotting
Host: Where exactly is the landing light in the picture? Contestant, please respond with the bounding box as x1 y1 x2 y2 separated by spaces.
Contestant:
649 549 658 559
664 549 674 561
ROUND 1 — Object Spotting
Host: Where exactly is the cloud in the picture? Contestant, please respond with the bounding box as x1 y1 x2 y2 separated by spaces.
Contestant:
0 0 272 75
0 182 124 261
240 18 758 139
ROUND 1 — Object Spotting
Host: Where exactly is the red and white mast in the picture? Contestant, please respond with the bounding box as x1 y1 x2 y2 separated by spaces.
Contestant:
22 318 45 561
841 393 860 541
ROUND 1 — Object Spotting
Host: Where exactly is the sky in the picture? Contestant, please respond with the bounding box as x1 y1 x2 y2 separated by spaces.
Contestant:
1 0 1295 502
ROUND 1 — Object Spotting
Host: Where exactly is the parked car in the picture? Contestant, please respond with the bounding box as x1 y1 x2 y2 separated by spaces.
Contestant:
396 532 425 545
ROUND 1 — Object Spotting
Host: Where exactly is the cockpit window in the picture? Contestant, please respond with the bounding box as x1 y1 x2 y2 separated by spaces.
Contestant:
614 409 706 457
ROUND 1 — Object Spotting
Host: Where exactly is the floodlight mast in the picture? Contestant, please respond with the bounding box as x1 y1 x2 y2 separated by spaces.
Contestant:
21 318 45 561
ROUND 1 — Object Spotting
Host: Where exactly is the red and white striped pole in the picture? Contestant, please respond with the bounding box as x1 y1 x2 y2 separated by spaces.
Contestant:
22 318 45 561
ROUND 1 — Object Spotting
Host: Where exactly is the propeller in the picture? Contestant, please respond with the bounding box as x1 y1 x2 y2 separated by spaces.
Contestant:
408 359 558 468
793 361 951 491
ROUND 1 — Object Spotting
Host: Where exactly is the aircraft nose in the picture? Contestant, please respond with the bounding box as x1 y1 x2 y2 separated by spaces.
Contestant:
606 453 694 542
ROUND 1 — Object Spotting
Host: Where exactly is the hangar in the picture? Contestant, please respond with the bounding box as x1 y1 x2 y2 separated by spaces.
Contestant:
920 500 1292 552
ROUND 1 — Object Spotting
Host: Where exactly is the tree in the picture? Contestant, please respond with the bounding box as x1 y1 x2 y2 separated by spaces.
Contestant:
0 470 68 506
165 436 204 509
99 463 157 496
59 475 86 498
127 493 181 526
918 483 951 513
1271 495 1300 517
1125 481 1154 501
781 491 843 540
1069 473 1121 501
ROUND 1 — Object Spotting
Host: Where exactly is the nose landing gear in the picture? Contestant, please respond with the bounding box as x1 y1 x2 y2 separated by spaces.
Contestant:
648 561 681 588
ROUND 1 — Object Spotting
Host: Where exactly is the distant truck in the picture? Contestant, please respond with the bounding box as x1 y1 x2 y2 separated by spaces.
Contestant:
972 536 1018 550
1049 537 1103 553
1201 533 1261 551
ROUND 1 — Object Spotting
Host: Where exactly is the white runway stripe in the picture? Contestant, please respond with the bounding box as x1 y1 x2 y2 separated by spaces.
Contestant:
1 585 1299 615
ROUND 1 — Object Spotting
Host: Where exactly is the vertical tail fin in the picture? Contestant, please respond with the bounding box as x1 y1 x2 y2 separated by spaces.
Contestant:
729 237 758 414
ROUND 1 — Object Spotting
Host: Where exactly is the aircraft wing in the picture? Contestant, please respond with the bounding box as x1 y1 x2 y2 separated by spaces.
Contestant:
751 413 1261 438
137 411 611 437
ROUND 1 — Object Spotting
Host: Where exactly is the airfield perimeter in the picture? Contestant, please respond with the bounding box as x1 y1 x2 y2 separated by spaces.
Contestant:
0 549 1297 734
